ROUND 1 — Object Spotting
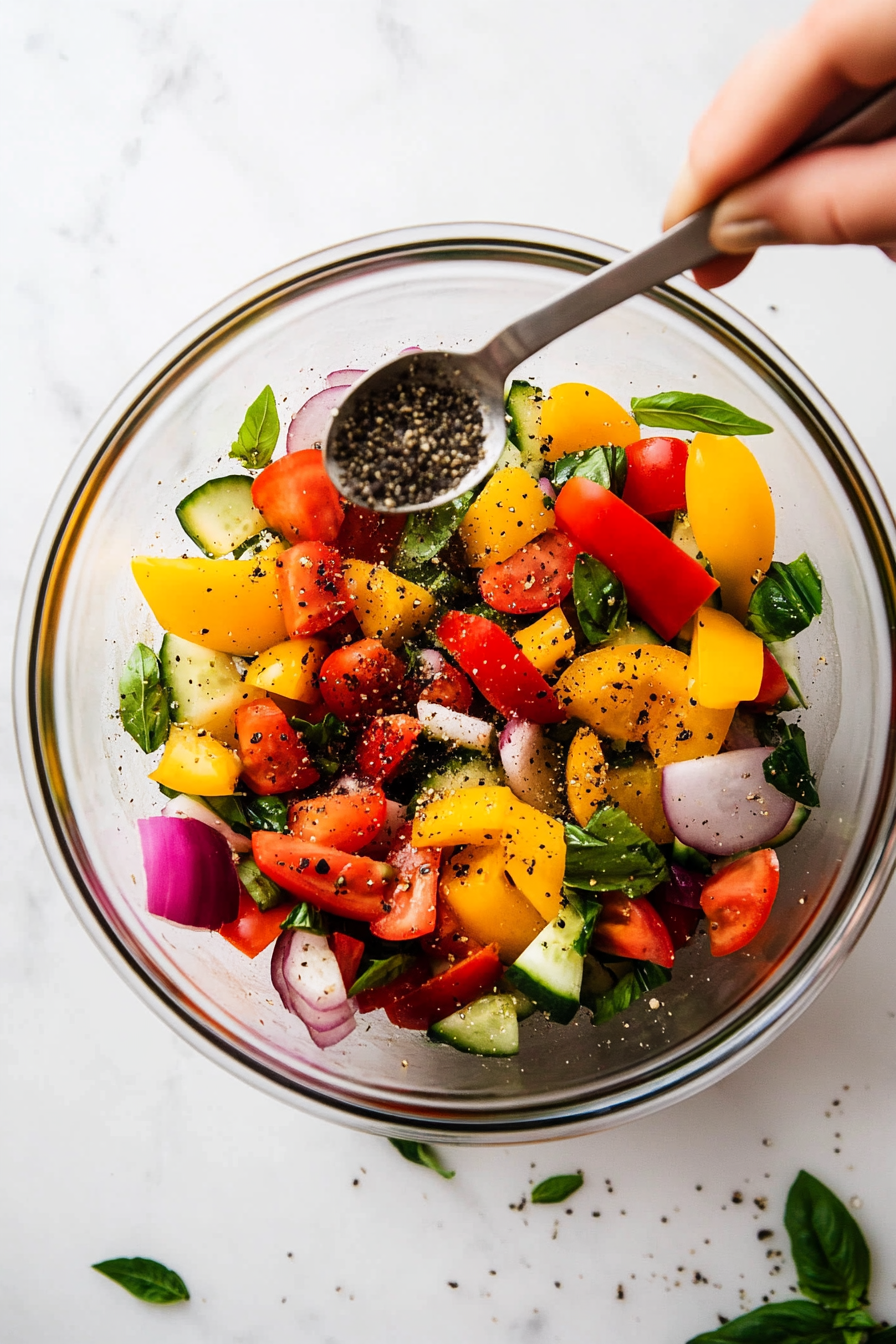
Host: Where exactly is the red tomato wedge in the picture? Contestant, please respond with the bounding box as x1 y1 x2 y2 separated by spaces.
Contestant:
369 823 440 941
336 503 407 565
235 701 319 795
354 960 430 1015
743 645 790 712
252 832 395 921
478 529 577 615
277 541 354 637
388 944 504 1029
622 437 689 519
407 661 474 715
590 892 675 968
555 477 718 641
435 611 564 724
288 785 388 852
421 895 483 961
218 884 288 959
252 448 344 544
329 931 365 991
355 713 423 782
700 849 780 956
319 638 407 725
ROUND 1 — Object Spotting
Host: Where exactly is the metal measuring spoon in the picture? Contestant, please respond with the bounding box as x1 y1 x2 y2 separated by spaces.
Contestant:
324 82 896 514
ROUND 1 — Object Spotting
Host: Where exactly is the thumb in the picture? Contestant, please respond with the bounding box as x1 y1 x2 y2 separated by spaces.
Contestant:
709 139 896 254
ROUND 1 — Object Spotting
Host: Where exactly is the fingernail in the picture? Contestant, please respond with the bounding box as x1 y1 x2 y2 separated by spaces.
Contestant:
710 216 787 254
663 160 699 230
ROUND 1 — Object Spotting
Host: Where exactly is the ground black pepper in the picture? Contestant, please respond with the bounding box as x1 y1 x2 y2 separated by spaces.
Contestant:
330 355 485 509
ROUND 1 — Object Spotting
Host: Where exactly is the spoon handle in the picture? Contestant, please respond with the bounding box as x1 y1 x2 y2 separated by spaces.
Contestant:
482 81 896 375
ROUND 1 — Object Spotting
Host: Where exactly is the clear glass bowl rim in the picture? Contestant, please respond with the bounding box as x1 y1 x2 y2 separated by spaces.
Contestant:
14 221 896 1143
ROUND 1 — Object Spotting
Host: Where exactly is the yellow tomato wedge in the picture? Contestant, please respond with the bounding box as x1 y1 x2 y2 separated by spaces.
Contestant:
459 468 553 567
131 556 287 655
685 433 776 620
244 638 329 702
440 845 546 963
343 560 437 648
514 608 576 677
690 606 764 709
148 724 241 795
540 383 640 462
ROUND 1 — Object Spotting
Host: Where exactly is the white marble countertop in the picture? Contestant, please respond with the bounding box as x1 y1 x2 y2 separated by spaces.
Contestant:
2 3 895 1341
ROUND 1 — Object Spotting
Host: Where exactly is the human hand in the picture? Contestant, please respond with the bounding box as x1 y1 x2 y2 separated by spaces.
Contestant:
663 0 896 288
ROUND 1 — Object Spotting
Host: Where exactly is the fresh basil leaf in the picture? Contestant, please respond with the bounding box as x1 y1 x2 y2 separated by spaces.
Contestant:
119 644 169 753
349 953 416 997
633 960 672 992
631 391 772 436
566 891 602 955
157 783 180 801
237 857 283 912
388 1138 455 1179
244 794 290 833
92 1256 189 1304
461 601 518 635
290 712 350 779
588 969 643 1024
833 1308 879 1331
784 1170 871 1311
531 1173 584 1204
564 804 669 898
394 559 472 612
394 492 474 569
755 714 785 748
572 554 628 645
280 901 328 935
552 444 628 494
763 724 819 808
229 385 280 470
747 554 823 643
685 1299 840 1343
870 1327 896 1342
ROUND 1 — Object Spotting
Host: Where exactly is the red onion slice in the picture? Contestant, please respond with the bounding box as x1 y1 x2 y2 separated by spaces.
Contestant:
665 863 706 908
311 1015 358 1048
538 476 557 501
271 928 357 1048
161 794 252 853
139 816 240 928
416 700 495 751
286 385 351 454
417 648 446 679
325 368 366 387
661 748 795 856
498 717 563 812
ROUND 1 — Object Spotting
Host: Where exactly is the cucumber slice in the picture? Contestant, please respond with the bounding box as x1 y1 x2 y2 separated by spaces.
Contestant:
505 381 546 476
670 511 706 566
768 640 808 709
601 619 664 649
504 904 585 1024
428 993 520 1056
497 978 537 1020
419 749 506 795
160 632 257 744
769 802 811 847
494 439 523 472
176 475 267 558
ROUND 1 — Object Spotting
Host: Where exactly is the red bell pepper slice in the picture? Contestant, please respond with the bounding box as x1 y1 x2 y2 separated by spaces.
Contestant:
288 785 388 852
252 448 344 544
478 529 577 615
277 541 354 637
590 892 675 969
336 503 407 565
369 823 440 941
235 701 320 795
388 944 504 1030
329 931 366 990
319 638 407 725
622 437 689 519
435 611 564 724
218 884 289 959
743 645 789 712
354 960 430 1015
355 714 424 783
700 848 779 956
554 477 718 641
252 832 395 921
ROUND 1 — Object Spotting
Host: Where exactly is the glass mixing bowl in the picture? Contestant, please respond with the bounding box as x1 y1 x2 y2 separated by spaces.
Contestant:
15 224 896 1142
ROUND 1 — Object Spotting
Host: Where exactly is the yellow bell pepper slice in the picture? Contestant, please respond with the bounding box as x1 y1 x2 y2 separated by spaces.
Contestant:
604 758 672 844
690 605 764 709
244 638 328 703
132 556 287 656
459 468 553 567
540 383 640 462
440 845 546 963
555 643 734 765
503 800 566 923
685 433 776 620
514 608 576 677
412 785 513 849
343 560 437 648
148 724 241 796
565 726 609 825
